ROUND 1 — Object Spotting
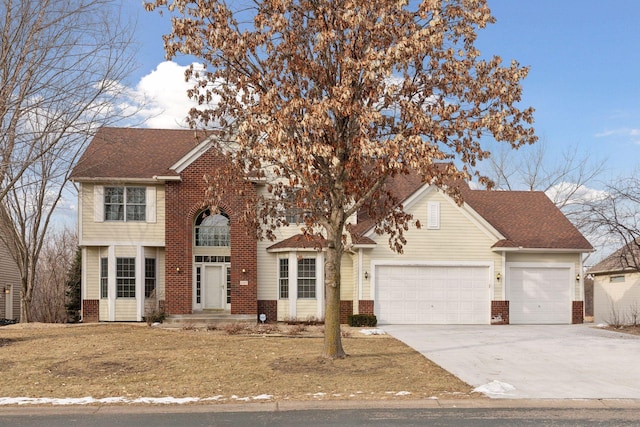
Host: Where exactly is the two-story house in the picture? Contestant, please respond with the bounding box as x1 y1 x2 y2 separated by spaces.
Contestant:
70 127 592 325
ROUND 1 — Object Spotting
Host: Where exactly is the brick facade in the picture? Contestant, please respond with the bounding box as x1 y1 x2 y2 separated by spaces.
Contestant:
82 299 99 323
358 300 374 315
165 148 258 316
257 300 277 323
491 300 509 324
572 301 584 324
340 300 353 324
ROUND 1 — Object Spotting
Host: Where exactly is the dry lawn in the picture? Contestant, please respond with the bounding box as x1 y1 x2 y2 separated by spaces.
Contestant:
0 323 479 404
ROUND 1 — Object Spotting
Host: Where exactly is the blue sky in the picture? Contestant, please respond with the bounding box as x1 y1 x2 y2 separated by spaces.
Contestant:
124 0 640 181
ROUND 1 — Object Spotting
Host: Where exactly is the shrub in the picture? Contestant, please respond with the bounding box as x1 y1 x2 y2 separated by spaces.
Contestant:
347 314 377 327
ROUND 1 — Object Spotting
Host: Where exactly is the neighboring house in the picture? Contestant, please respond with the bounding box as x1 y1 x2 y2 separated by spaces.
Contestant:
0 237 20 320
589 241 640 325
70 127 593 325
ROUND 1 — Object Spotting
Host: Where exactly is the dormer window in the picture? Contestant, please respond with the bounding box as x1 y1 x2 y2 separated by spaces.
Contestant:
195 209 230 247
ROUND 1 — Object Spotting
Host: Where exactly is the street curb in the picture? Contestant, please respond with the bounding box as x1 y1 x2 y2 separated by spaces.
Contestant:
2 398 640 416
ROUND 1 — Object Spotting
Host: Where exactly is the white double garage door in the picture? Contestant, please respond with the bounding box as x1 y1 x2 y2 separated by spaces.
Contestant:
374 263 572 325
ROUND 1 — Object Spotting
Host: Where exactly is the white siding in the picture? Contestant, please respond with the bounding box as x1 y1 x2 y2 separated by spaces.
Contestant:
363 189 502 300
594 273 640 325
80 183 165 246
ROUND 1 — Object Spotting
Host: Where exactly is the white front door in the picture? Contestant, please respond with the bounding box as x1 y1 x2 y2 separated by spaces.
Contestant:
204 265 225 309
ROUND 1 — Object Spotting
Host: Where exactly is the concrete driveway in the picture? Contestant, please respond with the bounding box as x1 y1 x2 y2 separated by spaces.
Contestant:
382 324 640 399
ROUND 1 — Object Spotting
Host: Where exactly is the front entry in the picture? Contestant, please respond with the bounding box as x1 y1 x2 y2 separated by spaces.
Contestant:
204 265 225 309
194 263 229 311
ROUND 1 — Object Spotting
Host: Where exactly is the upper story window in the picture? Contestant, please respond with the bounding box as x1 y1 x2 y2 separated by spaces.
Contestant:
104 187 146 221
195 209 230 247
610 275 625 283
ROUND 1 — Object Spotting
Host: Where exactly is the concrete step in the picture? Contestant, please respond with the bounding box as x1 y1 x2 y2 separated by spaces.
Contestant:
161 313 256 328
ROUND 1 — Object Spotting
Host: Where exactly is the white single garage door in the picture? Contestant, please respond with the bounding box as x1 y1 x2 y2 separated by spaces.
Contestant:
507 265 571 324
375 265 490 324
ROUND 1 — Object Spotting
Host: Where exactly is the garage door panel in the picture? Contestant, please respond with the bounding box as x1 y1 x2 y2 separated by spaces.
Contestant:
376 265 490 325
508 266 570 324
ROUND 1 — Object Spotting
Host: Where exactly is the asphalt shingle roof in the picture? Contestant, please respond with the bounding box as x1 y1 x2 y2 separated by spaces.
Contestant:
72 127 592 252
70 127 204 180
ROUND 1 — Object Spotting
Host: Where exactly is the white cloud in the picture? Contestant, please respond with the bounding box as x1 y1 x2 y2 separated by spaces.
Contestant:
594 127 640 143
129 61 205 129
545 181 608 206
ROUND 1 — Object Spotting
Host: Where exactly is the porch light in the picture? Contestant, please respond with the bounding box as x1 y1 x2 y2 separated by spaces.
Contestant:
364 271 369 280
3 287 9 294
176 267 181 272
576 274 581 282
496 273 501 282
242 268 247 274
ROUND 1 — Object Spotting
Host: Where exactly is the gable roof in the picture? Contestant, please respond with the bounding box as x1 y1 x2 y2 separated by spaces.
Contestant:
73 127 592 252
70 127 205 181
354 174 592 251
589 239 640 275
462 189 592 251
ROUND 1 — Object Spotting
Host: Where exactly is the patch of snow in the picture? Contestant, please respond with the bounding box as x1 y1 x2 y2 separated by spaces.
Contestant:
252 394 272 400
0 394 272 406
473 380 516 397
596 323 608 328
394 391 411 396
360 329 386 336
312 392 326 397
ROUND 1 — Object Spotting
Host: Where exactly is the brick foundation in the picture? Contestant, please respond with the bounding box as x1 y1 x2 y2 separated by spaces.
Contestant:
340 300 353 324
572 301 584 324
257 300 277 323
358 300 374 315
82 299 99 323
491 300 509 324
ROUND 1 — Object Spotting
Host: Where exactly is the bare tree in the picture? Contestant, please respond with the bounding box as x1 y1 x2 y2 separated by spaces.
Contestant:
146 0 536 358
30 227 78 323
0 0 138 322
583 175 640 271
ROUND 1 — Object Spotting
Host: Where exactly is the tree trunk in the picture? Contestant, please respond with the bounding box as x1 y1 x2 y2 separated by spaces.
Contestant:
322 238 346 359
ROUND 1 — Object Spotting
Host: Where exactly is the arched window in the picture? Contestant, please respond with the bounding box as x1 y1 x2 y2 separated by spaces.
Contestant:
195 209 230 247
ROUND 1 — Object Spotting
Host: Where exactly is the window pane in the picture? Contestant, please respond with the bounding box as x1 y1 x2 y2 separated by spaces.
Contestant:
145 258 156 298
104 187 123 203
127 187 146 204
116 257 135 298
105 204 124 221
104 187 124 221
126 188 146 221
100 258 108 299
126 204 146 221
279 258 289 299
297 258 316 299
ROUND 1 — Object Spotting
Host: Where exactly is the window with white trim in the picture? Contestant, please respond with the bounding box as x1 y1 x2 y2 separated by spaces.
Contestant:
116 257 136 298
145 258 156 298
100 258 108 299
297 258 316 299
195 209 230 247
427 201 440 229
279 258 289 299
104 187 146 221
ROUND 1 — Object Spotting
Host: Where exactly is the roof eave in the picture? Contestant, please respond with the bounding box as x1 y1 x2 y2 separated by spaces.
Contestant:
70 177 173 184
492 246 594 253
